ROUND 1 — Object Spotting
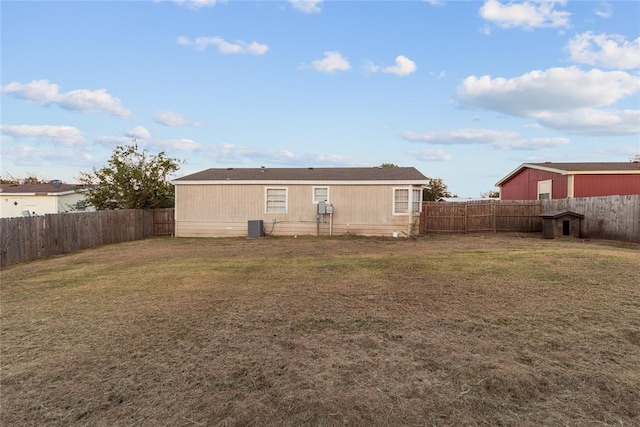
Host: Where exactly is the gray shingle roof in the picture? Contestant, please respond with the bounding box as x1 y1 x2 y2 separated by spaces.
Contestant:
0 183 85 194
174 167 429 182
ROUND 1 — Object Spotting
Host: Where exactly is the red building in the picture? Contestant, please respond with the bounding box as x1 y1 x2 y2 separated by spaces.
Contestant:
496 162 640 200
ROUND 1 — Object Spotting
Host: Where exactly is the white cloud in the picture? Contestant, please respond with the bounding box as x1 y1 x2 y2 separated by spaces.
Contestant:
311 51 351 73
566 32 640 70
594 1 612 18
408 148 453 161
1 80 131 117
150 138 202 152
424 0 445 7
193 142 358 166
492 136 570 150
362 60 381 75
0 124 85 145
125 126 151 140
177 36 268 55
155 110 199 127
537 108 640 135
400 128 519 145
479 0 571 30
163 0 224 10
382 55 417 77
289 0 322 14
457 67 640 117
400 128 570 151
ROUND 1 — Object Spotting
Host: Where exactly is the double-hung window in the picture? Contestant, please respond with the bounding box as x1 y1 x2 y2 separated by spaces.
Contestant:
265 187 287 214
394 188 409 214
411 188 422 214
394 187 422 215
313 187 329 204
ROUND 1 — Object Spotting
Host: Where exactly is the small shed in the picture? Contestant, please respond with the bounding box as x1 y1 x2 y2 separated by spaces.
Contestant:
540 210 584 239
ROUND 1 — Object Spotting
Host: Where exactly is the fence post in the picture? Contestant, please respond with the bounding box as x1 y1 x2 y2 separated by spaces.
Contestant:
464 203 468 234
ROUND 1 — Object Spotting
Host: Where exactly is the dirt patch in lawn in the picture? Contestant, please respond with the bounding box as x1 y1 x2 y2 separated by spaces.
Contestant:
2 234 639 426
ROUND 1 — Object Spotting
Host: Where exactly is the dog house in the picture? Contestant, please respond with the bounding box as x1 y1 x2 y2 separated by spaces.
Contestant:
540 210 584 239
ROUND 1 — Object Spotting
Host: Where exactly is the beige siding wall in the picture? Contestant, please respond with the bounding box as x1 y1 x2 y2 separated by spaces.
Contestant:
175 183 421 237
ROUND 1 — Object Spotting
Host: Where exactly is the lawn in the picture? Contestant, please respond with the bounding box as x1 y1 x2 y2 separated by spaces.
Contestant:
1 234 639 426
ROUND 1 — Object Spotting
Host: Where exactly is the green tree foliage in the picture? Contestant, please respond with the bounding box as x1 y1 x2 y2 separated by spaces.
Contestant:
78 144 183 210
0 174 48 184
423 178 453 201
481 190 500 198
379 163 399 168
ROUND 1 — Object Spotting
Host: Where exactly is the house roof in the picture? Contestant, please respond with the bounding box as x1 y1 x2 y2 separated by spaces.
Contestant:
173 167 429 184
0 183 86 195
496 162 640 186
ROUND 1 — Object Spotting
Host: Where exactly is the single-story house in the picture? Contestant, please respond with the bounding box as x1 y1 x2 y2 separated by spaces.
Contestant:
171 167 429 237
0 183 90 218
496 162 640 200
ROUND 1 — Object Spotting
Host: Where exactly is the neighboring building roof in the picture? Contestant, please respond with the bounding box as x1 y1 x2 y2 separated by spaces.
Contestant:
496 162 640 186
0 183 86 195
173 167 429 184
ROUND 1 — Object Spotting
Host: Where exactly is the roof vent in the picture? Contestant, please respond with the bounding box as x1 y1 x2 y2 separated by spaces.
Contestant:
308 167 314 170
227 167 234 170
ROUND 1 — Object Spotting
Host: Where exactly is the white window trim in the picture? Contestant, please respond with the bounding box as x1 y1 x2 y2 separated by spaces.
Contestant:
537 179 552 200
264 187 288 214
393 187 423 215
393 187 410 215
411 187 422 214
312 186 330 204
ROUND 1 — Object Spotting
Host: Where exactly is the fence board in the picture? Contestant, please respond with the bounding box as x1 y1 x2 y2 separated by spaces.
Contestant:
420 196 639 243
1 208 175 267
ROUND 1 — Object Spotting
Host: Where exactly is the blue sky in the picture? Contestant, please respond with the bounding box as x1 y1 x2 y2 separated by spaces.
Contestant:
1 0 639 197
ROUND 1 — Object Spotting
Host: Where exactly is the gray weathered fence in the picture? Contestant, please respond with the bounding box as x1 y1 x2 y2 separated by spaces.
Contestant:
544 195 639 243
420 195 639 243
1 209 174 267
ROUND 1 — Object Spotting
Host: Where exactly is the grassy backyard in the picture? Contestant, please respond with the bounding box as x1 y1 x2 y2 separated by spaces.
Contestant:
1 234 639 426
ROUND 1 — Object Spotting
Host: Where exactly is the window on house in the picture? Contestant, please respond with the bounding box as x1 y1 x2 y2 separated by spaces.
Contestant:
412 188 422 214
538 180 552 200
394 188 409 214
265 187 287 213
394 188 422 215
313 187 329 203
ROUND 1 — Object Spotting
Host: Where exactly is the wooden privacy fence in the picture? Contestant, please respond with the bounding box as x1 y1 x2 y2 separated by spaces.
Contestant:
419 196 640 243
1 208 175 267
544 195 639 243
419 200 543 235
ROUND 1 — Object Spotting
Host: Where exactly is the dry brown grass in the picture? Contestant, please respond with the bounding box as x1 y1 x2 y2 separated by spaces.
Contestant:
1 234 639 426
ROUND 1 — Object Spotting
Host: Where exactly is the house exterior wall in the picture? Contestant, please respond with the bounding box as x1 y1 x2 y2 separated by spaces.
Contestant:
574 174 640 197
500 169 568 200
1 192 88 218
175 183 422 237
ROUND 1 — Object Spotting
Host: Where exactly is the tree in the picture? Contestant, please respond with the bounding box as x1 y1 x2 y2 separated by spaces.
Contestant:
481 190 500 198
631 154 640 162
379 163 399 168
0 173 48 184
423 177 453 201
77 143 183 210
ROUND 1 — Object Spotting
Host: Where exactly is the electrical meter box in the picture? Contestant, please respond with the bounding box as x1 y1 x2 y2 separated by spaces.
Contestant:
318 200 327 214
325 204 333 214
